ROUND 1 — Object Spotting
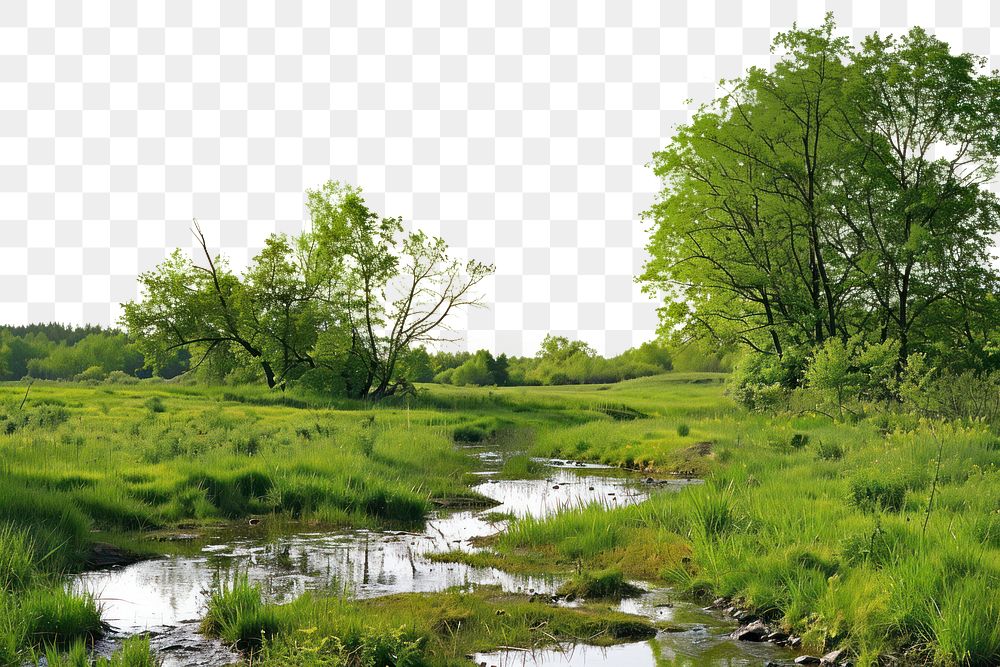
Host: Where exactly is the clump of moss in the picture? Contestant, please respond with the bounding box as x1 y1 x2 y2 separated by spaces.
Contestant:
557 568 644 600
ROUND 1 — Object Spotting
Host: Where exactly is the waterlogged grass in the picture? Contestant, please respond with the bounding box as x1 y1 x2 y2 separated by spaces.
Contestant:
0 381 504 664
457 380 1000 665
204 576 656 665
4 375 1000 665
41 636 158 667
0 382 491 538
202 575 285 651
556 568 644 600
496 454 547 479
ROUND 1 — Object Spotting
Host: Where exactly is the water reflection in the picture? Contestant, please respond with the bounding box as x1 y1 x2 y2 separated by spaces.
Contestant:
76 469 650 632
74 462 795 667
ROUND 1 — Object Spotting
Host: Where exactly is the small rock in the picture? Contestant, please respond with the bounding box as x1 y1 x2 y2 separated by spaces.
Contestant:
821 649 845 664
552 485 560 489
794 657 821 665
588 486 595 490
645 477 655 484
789 636 802 648
766 631 789 643
711 597 727 608
733 620 768 642
248 518 260 526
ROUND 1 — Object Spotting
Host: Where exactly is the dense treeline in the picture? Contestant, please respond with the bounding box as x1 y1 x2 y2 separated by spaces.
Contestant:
429 335 733 387
0 322 727 390
0 324 188 382
641 18 1000 409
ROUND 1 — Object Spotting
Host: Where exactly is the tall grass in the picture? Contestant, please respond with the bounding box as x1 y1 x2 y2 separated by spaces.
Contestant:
203 574 285 651
42 636 158 667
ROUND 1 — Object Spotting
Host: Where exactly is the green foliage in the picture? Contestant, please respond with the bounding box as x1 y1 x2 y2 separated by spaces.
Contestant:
676 423 689 437
727 352 797 411
0 325 156 383
433 337 676 388
124 181 493 400
143 396 166 414
804 337 899 418
849 474 908 513
816 441 844 461
641 16 1000 383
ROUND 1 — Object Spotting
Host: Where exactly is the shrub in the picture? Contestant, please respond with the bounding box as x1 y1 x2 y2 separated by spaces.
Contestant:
677 423 690 437
850 474 907 513
73 365 106 382
727 352 797 412
816 441 845 461
144 396 166 414
103 370 139 385
790 433 809 449
32 404 70 429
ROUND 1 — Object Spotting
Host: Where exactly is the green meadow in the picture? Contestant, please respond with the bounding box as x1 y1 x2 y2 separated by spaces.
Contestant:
0 375 998 665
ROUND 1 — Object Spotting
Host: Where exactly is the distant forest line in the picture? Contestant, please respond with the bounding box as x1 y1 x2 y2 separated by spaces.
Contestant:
0 323 731 387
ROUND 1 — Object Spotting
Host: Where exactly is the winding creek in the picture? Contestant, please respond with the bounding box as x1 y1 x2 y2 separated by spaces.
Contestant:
73 450 796 666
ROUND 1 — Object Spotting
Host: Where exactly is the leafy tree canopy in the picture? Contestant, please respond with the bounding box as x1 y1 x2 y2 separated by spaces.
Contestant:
641 16 1000 383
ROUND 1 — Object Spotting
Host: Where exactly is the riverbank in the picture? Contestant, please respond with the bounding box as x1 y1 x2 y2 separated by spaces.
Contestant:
438 377 1000 665
3 376 998 665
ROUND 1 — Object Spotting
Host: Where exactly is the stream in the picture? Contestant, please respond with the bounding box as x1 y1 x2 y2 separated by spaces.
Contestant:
74 452 796 666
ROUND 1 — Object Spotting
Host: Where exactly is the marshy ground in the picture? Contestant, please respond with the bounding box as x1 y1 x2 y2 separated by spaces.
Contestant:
1 374 998 665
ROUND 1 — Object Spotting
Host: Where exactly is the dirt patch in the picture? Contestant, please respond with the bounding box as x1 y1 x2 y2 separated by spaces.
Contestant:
684 441 713 457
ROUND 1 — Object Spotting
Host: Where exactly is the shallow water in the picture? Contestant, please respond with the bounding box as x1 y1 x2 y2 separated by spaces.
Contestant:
73 457 793 666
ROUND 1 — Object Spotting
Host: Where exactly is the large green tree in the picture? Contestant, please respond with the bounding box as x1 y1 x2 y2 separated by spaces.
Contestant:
641 17 1000 378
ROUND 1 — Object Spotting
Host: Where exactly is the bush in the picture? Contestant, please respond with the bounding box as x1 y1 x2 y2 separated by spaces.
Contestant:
144 396 166 413
850 473 907 513
816 441 845 461
32 404 70 429
103 370 139 385
790 433 809 449
73 365 106 382
727 352 798 411
677 423 690 437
